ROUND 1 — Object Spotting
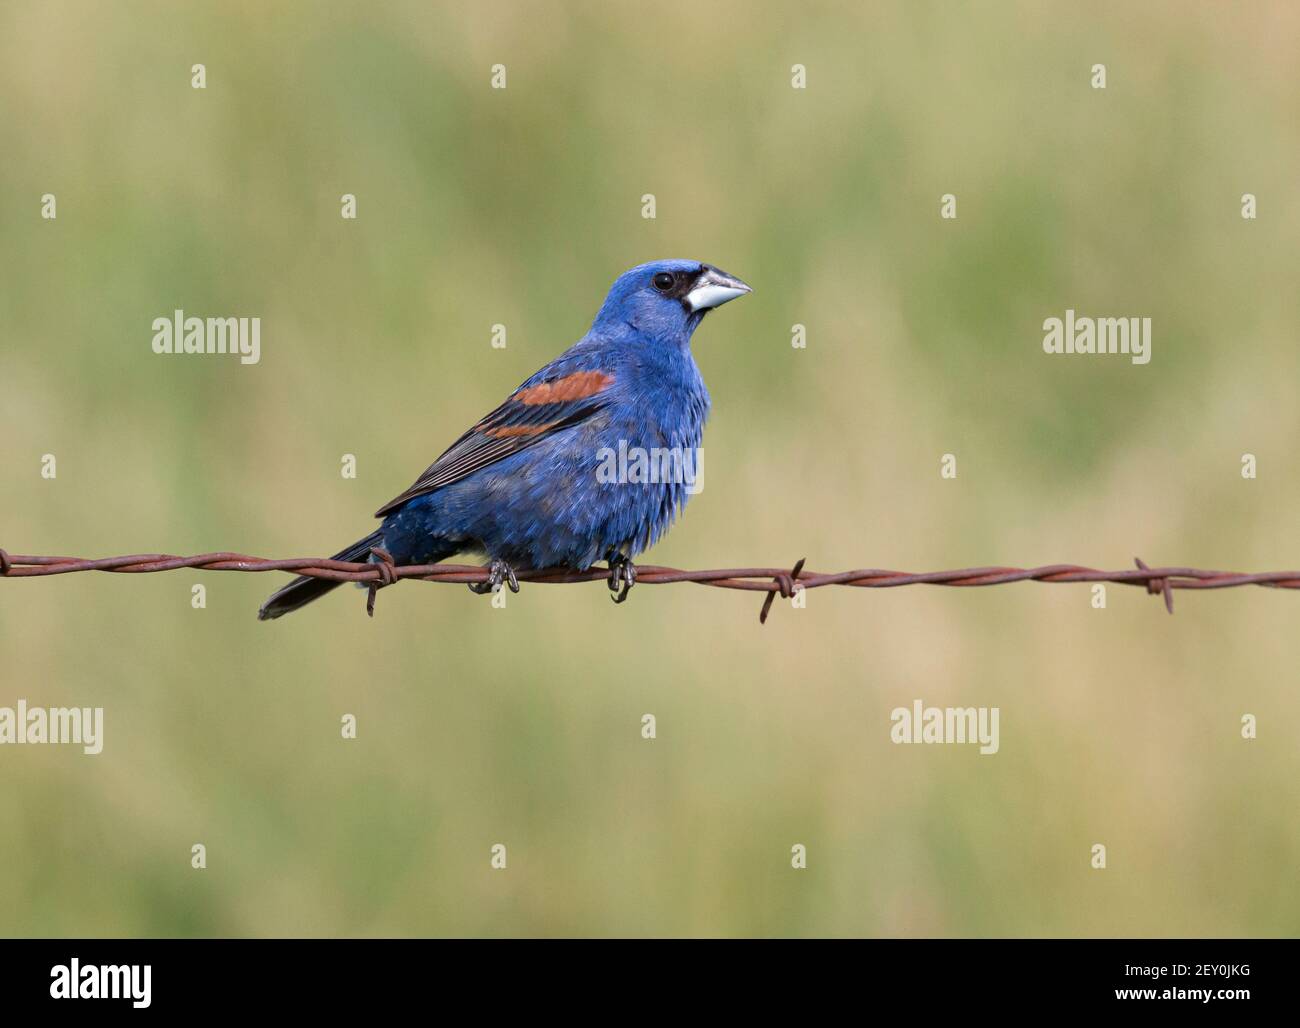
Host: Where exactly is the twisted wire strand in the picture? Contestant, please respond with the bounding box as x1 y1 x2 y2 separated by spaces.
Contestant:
4 548 1298 622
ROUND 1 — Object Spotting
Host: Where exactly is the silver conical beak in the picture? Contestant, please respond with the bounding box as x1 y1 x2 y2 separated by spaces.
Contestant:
685 266 752 312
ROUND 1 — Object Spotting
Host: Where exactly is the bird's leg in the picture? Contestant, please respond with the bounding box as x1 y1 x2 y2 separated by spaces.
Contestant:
607 554 637 604
468 558 520 595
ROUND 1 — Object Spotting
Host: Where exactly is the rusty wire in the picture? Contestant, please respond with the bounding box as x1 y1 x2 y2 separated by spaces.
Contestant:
3 547 1299 622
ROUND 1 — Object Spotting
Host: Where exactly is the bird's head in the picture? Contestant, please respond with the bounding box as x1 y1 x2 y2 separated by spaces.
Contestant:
591 259 751 345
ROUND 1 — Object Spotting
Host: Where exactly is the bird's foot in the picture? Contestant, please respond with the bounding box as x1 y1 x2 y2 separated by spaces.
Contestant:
468 558 520 596
607 555 637 604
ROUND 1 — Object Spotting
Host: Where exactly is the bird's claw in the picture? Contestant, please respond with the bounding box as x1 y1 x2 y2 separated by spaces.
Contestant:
468 558 520 596
607 556 637 604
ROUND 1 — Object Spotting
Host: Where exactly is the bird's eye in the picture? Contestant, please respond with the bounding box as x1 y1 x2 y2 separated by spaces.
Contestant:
652 272 675 292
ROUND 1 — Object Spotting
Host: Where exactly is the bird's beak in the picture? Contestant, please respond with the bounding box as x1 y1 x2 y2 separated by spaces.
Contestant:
685 266 752 312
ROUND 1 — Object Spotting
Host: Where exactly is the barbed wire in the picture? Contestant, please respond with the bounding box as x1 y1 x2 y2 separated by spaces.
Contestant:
4 548 1299 622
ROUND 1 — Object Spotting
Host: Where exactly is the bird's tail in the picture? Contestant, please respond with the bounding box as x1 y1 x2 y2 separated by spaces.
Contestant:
257 529 384 621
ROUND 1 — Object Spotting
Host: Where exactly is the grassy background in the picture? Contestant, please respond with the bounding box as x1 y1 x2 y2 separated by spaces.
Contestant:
1 0 1297 936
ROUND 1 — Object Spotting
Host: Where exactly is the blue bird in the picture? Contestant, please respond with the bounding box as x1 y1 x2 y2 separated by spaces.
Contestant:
258 259 751 619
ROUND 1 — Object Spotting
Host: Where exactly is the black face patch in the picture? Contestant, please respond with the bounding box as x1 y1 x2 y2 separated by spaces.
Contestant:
651 266 704 302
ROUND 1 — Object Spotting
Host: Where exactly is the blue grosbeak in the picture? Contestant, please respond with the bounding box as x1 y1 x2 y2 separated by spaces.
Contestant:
258 259 750 620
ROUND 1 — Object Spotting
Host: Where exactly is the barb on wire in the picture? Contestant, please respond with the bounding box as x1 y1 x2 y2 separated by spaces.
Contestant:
3 547 1299 623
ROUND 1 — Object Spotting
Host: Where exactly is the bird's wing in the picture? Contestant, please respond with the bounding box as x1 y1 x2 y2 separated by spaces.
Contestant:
373 367 616 517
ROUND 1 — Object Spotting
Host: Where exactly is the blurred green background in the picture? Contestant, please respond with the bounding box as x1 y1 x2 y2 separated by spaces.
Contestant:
2 0 1298 937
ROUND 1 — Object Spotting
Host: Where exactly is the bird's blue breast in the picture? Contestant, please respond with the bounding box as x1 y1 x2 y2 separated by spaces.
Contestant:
380 337 710 570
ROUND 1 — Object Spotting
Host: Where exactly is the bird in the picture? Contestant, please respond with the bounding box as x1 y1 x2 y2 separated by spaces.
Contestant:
258 259 751 620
